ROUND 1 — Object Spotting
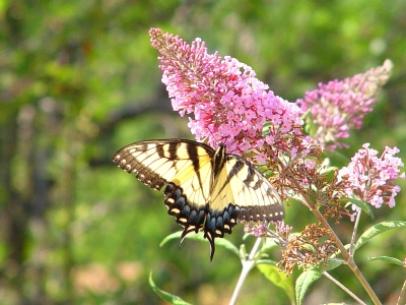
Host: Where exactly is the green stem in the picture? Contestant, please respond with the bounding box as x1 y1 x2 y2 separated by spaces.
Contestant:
310 206 382 305
229 238 262 305
289 174 382 305
397 279 406 305
349 209 362 255
323 271 367 305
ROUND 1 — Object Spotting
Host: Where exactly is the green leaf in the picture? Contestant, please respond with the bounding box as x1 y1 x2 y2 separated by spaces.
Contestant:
302 111 318 136
295 258 344 304
262 121 271 137
257 263 295 303
160 230 240 258
324 150 349 165
319 166 337 184
355 221 406 251
295 269 322 305
0 0 9 14
312 258 345 273
368 256 404 267
256 258 277 265
261 236 278 252
346 197 374 219
149 272 192 305
324 258 345 271
284 197 306 207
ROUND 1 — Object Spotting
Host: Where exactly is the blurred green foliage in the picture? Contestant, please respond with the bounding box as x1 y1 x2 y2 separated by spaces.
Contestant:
0 1 405 305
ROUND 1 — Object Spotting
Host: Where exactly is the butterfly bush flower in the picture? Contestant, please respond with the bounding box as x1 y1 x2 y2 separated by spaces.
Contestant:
149 28 303 160
244 221 270 237
338 143 405 208
297 60 393 150
280 224 337 273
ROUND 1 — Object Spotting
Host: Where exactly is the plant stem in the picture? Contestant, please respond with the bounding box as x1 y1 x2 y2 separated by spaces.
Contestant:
229 238 262 305
323 271 368 305
310 206 382 305
289 175 381 305
397 279 406 305
349 209 362 255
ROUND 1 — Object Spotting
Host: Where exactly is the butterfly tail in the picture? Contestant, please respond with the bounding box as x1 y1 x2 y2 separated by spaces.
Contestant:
179 226 196 245
204 231 216 261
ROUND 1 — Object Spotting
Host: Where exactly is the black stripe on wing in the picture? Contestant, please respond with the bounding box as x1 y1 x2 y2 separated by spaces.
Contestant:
112 146 168 190
215 159 245 196
112 139 215 191
225 156 284 223
187 143 205 195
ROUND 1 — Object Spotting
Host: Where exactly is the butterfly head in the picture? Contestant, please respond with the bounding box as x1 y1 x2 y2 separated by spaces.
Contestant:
216 143 226 151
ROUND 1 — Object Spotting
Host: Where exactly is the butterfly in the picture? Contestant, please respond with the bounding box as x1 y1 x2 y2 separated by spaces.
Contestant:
112 139 284 259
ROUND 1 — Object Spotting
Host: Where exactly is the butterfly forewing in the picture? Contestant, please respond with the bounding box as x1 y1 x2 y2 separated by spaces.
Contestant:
112 139 214 207
209 162 236 211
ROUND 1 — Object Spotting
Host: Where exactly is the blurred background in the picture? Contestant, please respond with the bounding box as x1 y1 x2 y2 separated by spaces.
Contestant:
1 1 405 304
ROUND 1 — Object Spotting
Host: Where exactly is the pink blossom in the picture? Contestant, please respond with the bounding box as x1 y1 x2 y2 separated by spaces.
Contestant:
274 221 292 240
297 60 393 150
244 221 269 237
338 143 405 208
149 28 303 159
244 220 292 241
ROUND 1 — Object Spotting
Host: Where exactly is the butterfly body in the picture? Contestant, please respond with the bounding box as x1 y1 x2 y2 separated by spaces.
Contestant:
113 139 283 259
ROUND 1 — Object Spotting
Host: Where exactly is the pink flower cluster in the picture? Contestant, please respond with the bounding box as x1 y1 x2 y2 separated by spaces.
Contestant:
149 28 303 158
297 60 393 150
338 143 405 208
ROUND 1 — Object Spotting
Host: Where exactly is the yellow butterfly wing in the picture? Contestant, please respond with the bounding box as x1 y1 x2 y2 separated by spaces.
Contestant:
200 154 283 259
210 155 283 223
113 139 284 260
112 139 214 209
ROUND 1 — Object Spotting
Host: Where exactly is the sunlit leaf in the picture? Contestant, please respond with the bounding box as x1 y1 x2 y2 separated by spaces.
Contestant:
319 166 337 184
295 269 321 305
368 256 404 267
256 258 277 265
0 0 9 14
261 237 278 252
303 111 318 136
160 231 240 257
257 263 295 303
149 272 192 305
355 221 406 250
284 197 306 207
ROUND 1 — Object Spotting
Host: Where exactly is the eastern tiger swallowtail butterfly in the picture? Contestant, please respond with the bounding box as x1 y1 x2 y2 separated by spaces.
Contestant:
112 139 283 259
